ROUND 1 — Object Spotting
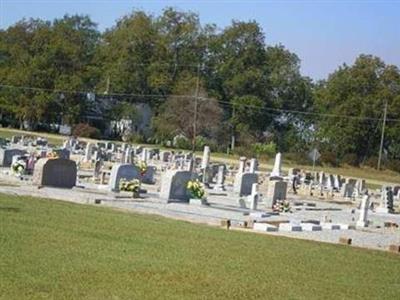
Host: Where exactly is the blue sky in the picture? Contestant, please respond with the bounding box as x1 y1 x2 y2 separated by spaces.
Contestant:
1 0 399 80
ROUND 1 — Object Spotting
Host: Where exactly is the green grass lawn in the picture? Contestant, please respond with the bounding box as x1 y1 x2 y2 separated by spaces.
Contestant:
1 194 399 299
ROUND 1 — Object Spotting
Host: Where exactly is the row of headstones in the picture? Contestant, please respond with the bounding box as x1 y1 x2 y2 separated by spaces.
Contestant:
0 147 71 168
289 168 367 198
10 135 48 147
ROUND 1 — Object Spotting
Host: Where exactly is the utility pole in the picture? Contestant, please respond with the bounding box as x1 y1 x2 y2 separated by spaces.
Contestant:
192 63 201 152
377 99 388 170
231 106 236 152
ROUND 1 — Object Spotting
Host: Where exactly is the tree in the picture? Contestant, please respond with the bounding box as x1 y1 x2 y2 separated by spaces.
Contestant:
153 87 222 147
314 55 400 162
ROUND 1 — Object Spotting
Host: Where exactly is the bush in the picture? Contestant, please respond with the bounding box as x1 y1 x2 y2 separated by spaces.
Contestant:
363 156 379 169
320 151 338 167
72 123 101 139
252 142 276 157
341 153 359 167
385 159 400 173
126 132 146 143
233 146 254 158
285 152 311 166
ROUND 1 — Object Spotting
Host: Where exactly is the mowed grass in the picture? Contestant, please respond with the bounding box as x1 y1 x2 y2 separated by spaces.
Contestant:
0 194 399 299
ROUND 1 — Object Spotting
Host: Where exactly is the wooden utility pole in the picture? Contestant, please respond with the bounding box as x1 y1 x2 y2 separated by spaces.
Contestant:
231 106 236 151
377 99 388 170
192 63 201 152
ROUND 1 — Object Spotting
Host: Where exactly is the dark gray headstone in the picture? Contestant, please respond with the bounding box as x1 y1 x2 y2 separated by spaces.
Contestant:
234 173 258 196
33 158 77 188
0 148 27 167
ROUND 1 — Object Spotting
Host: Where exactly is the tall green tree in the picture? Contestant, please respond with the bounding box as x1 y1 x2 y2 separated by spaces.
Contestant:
314 55 400 161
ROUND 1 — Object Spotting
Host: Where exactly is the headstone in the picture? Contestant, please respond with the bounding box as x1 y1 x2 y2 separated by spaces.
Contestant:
238 157 246 173
84 143 95 162
376 186 394 213
160 151 171 162
94 160 102 178
124 147 133 164
249 158 258 173
141 148 149 163
26 155 36 174
213 165 226 191
10 135 22 144
142 166 156 184
355 179 366 194
108 164 141 192
233 173 258 196
248 183 259 210
32 158 77 188
201 146 210 169
159 170 197 202
266 180 288 207
0 149 27 167
270 152 282 180
356 195 370 227
54 148 70 160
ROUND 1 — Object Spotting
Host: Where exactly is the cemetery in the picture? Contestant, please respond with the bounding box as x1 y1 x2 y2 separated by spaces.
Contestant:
1 2 400 298
1 134 399 253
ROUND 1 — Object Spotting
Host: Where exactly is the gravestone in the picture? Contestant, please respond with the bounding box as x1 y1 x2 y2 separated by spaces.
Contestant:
247 183 259 210
10 136 22 144
233 172 258 196
341 183 354 198
376 186 394 213
32 158 77 188
270 152 283 180
54 148 70 160
159 170 197 202
160 151 171 162
356 195 370 227
249 158 258 173
201 146 210 169
94 160 102 178
84 143 95 162
213 165 226 191
141 148 149 163
0 149 27 167
266 180 288 207
142 166 156 184
238 157 246 173
108 164 140 192
355 179 366 194
124 147 133 164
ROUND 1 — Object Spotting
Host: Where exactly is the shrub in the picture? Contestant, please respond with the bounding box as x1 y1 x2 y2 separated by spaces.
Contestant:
72 123 101 139
385 159 400 173
320 151 338 167
125 132 145 143
341 153 359 167
285 152 311 166
233 146 254 158
363 156 379 169
252 142 276 157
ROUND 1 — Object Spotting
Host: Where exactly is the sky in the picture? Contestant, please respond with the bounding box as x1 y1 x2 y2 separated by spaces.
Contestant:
1 0 399 80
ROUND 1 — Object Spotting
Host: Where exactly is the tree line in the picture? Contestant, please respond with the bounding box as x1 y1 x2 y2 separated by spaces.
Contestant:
1 8 400 169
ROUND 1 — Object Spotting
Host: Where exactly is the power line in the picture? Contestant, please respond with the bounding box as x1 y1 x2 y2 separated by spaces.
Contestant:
1 83 400 123
211 98 400 123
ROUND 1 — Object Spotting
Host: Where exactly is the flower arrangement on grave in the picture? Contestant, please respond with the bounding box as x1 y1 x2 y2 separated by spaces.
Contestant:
119 178 141 198
11 161 25 176
187 179 205 199
138 160 148 176
272 200 291 213
46 151 59 159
